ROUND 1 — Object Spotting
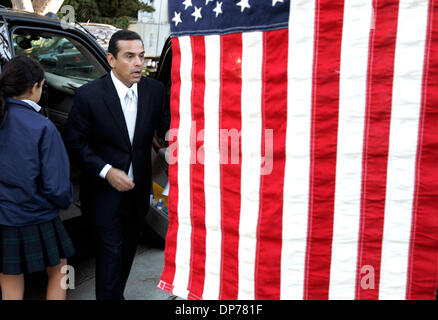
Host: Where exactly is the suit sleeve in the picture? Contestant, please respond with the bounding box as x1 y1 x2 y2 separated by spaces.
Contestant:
39 123 73 209
64 88 107 177
156 82 171 142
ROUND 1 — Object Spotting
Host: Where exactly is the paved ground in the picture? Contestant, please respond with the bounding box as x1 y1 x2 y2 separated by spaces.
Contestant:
67 245 178 300
21 226 180 300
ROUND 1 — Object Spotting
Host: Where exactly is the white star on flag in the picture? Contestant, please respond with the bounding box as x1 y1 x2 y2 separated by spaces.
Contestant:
205 0 214 5
182 0 192 10
272 0 284 6
192 6 203 22
236 0 251 13
213 1 223 18
172 11 182 26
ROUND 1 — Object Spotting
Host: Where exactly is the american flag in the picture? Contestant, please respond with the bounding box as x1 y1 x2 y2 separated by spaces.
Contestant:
158 0 438 300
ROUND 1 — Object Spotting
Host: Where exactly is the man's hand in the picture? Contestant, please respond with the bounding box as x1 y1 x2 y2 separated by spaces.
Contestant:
152 133 164 153
106 168 135 192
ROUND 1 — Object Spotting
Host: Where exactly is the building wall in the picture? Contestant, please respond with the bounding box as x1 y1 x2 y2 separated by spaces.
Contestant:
139 0 169 24
136 0 170 58
135 23 170 57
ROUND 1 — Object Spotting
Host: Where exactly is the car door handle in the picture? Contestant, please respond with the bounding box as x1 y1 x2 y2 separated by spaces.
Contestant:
62 82 80 91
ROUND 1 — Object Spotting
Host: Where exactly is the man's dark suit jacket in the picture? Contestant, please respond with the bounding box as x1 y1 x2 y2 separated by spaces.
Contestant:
64 73 169 226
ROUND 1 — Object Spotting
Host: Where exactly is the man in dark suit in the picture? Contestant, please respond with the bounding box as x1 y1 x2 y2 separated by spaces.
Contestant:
64 30 169 300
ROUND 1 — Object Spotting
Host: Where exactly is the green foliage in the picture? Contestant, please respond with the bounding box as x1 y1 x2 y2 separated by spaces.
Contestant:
0 0 12 8
61 0 154 29
96 0 118 17
61 0 101 22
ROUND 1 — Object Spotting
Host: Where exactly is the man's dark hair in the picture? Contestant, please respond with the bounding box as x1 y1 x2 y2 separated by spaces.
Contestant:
108 30 143 58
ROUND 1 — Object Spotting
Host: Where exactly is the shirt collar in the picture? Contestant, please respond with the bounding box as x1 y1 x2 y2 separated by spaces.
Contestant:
110 71 138 102
21 99 42 113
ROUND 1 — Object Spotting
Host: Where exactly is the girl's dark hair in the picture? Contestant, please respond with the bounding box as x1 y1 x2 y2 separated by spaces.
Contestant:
0 55 45 126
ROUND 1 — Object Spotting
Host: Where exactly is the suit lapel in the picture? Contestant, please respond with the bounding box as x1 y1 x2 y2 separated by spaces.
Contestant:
102 73 132 147
132 77 151 147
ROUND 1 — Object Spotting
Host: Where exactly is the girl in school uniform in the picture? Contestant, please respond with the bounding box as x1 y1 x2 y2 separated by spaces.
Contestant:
0 55 75 300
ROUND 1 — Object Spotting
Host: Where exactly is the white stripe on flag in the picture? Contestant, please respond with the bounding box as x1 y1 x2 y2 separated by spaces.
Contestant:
203 34 222 300
238 31 263 300
379 0 429 300
172 36 193 299
329 0 373 300
280 0 315 300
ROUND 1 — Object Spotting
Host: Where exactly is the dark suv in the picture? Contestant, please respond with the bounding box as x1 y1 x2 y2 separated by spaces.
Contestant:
0 7 170 248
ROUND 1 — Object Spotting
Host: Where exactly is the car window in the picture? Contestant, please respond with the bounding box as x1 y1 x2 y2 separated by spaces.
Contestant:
13 31 105 86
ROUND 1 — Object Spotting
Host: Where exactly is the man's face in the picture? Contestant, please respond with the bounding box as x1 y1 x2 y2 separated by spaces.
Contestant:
107 39 145 88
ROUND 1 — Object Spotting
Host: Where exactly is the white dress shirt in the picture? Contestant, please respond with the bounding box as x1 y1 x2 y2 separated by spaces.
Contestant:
99 71 138 181
22 99 42 113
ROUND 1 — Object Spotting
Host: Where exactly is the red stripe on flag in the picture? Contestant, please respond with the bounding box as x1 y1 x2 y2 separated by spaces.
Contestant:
407 1 438 300
187 36 207 300
159 37 181 292
355 0 399 300
255 29 288 300
304 0 344 300
218 33 243 300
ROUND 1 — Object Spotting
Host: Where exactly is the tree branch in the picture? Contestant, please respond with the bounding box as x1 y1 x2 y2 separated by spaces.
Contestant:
11 0 34 12
33 0 65 15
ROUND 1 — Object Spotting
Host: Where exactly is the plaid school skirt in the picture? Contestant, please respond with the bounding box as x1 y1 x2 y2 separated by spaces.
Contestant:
0 216 75 275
